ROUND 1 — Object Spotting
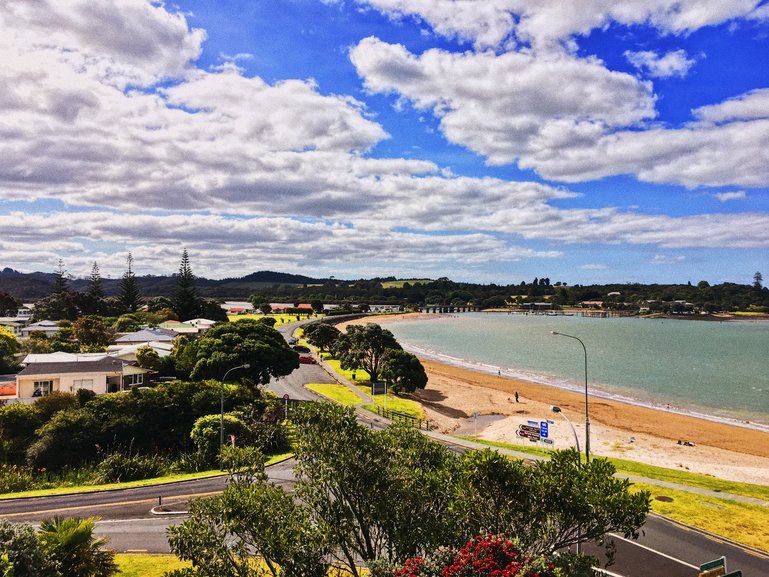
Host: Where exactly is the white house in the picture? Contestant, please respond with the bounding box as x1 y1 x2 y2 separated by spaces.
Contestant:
20 320 60 338
12 353 152 401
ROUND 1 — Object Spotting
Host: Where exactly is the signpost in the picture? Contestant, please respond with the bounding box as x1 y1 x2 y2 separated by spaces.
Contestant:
698 557 726 577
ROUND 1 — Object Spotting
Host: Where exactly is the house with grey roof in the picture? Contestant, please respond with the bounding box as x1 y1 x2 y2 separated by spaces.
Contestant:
114 327 177 345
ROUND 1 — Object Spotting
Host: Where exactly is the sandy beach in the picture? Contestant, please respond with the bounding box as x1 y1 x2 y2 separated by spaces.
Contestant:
340 314 769 485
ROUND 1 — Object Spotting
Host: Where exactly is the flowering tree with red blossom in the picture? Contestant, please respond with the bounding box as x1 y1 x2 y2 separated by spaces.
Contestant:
375 534 561 577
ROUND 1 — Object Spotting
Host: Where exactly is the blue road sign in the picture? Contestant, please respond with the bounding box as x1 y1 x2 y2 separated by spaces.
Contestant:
540 421 549 439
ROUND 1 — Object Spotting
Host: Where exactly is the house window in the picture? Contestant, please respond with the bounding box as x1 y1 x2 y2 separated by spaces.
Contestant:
33 380 52 397
127 374 143 386
73 379 93 391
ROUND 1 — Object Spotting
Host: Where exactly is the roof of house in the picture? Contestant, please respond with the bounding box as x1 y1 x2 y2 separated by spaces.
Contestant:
22 352 108 364
115 328 177 343
18 356 126 376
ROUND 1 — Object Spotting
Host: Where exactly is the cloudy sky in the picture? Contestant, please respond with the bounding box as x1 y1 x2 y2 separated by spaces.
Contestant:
1 0 768 284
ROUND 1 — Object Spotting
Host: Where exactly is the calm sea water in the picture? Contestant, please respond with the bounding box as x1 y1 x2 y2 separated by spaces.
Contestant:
384 313 769 429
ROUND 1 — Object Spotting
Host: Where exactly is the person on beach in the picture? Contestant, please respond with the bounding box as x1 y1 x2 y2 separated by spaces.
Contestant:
515 391 519 403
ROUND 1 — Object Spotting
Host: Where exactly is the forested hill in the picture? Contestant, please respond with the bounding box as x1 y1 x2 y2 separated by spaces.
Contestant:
1 267 767 313
0 268 327 300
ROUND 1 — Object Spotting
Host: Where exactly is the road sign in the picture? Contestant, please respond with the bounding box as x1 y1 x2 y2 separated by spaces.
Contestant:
371 381 387 395
540 421 549 439
516 424 541 442
699 557 725 577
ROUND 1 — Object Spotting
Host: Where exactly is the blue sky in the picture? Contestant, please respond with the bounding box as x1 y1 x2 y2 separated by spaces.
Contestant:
1 0 768 285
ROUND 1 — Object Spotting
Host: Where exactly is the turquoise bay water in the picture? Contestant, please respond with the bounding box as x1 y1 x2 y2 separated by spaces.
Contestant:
384 313 769 428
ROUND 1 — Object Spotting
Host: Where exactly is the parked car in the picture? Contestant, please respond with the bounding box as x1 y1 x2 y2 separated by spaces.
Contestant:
288 338 298 345
292 345 311 353
298 355 317 364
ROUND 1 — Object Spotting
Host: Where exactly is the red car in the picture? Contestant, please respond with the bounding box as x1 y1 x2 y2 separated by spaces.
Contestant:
298 355 317 364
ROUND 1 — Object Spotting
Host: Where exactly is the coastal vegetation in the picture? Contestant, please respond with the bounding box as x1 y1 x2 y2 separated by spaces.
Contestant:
167 404 649 576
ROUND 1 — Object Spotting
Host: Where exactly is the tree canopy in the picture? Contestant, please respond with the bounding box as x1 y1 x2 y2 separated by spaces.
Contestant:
379 349 427 393
333 323 401 382
189 319 299 385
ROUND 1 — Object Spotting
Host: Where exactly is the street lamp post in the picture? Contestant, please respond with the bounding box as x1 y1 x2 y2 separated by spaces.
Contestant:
551 406 580 455
551 331 590 463
552 404 583 555
220 363 250 470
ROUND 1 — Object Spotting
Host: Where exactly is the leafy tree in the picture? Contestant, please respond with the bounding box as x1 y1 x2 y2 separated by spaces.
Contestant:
372 534 560 577
0 292 21 316
37 516 117 577
49 322 79 353
379 349 428 394
259 303 272 316
114 314 142 333
200 299 228 323
0 520 54 577
333 323 401 382
303 323 341 352
0 327 20 372
80 262 105 315
0 404 42 462
754 271 763 290
117 253 142 314
190 319 299 385
172 336 198 380
33 263 79 321
258 316 277 327
135 345 161 371
72 317 113 350
167 447 329 577
311 299 324 314
172 249 202 321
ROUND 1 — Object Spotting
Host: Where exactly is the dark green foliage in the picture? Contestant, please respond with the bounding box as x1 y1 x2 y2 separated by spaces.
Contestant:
167 447 329 577
24 380 263 471
0 403 42 462
94 452 167 483
333 322 401 382
33 391 79 423
379 349 428 393
303 322 341 352
171 249 202 321
135 345 161 370
0 519 54 577
117 253 142 314
190 319 299 385
37 516 117 577
0 292 21 316
189 413 253 462
199 299 228 322
258 316 277 327
72 316 113 349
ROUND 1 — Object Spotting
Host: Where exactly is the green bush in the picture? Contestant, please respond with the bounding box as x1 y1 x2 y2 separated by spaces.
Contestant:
172 450 212 473
190 414 252 460
0 520 54 577
95 452 168 484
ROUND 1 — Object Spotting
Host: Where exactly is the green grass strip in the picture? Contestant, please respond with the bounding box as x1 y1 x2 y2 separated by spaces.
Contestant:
633 482 769 553
0 453 292 500
306 383 362 405
115 554 190 577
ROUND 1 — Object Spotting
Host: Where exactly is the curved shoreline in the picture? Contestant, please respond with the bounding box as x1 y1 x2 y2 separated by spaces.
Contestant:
401 340 769 435
343 313 769 464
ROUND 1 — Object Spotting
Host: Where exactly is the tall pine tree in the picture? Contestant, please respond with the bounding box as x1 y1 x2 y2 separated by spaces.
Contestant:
86 262 105 301
118 253 142 313
52 259 69 296
172 249 201 320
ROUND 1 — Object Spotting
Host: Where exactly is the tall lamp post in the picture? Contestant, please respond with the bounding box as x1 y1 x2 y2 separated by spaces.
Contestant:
551 331 590 463
220 363 250 470
551 406 580 455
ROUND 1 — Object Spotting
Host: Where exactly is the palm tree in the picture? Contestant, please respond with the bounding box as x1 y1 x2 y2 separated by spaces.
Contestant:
37 517 117 577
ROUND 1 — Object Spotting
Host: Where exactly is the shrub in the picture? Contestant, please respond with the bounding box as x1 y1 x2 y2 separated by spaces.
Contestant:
251 422 290 454
94 452 168 484
0 463 36 494
0 403 42 462
33 391 79 423
0 519 54 577
172 450 213 473
190 414 252 461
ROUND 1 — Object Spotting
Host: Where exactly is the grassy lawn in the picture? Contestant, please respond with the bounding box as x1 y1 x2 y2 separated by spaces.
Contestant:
634 482 769 552
116 555 190 577
0 454 292 500
306 383 362 405
361 389 425 420
323 358 370 381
